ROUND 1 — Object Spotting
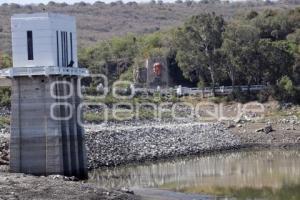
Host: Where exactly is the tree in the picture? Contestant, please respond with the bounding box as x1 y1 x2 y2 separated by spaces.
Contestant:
150 0 156 4
47 1 56 6
222 23 261 91
174 13 225 95
246 11 259 20
258 39 294 85
94 1 106 6
185 0 193 7
252 9 294 40
78 35 138 85
9 3 21 9
287 29 300 44
218 47 236 87
293 60 300 85
287 29 300 84
157 0 163 5
75 1 89 6
276 75 296 102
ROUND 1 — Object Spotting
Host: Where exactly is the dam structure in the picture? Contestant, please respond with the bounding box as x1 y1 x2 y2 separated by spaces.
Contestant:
0 13 89 179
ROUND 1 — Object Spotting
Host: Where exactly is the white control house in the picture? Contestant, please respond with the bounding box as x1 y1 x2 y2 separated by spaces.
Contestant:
12 13 78 68
1 13 89 179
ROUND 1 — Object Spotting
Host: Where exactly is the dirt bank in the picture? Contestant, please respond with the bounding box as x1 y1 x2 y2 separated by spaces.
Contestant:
0 171 140 200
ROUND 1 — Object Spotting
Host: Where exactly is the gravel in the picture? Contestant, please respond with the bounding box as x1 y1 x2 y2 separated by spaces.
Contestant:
85 121 241 169
0 118 242 170
0 130 9 165
0 117 298 170
0 172 140 200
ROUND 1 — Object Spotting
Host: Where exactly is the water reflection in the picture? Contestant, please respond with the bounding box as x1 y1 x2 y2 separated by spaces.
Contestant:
89 149 300 198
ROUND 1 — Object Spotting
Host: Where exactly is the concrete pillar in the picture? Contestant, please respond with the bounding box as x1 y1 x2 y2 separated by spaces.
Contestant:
10 75 87 179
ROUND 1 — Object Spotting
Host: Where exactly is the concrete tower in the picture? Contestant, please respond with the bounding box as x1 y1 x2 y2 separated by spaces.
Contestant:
1 13 89 179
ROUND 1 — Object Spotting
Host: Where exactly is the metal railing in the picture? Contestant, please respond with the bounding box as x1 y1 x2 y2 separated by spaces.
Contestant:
0 66 89 77
134 85 266 96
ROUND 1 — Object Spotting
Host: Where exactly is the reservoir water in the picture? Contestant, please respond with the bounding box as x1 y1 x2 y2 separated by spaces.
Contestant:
89 149 300 200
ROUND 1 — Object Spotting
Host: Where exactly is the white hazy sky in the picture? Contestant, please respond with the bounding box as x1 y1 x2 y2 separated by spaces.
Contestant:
0 0 259 5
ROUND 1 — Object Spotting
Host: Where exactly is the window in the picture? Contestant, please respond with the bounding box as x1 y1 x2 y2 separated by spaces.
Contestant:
61 31 64 66
65 32 68 66
70 32 73 63
56 31 59 66
27 31 33 60
61 31 69 67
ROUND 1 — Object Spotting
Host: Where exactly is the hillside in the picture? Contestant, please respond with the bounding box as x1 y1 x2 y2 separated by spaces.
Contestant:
0 1 299 53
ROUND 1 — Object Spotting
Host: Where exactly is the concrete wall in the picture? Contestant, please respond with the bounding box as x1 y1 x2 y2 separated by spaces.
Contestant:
10 76 87 179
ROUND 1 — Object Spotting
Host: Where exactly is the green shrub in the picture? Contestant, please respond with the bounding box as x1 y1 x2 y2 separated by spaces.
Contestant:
84 112 106 123
227 87 249 103
276 75 297 102
0 54 12 68
0 87 11 107
0 116 10 128
257 87 273 103
119 65 134 81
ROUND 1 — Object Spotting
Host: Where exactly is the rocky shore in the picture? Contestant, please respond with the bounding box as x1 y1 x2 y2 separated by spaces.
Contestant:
85 121 241 169
0 171 140 200
0 114 299 171
85 115 300 169
0 131 9 165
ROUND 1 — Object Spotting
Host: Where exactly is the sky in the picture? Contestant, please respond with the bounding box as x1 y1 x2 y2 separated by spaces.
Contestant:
0 0 258 5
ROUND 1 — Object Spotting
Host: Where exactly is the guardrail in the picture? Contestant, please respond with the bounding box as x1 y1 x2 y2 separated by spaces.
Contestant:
0 66 89 77
134 85 266 96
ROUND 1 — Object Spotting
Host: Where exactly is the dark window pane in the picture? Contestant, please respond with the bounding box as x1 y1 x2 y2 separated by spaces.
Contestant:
56 31 59 66
27 31 33 60
66 32 68 66
70 32 73 63
61 31 64 66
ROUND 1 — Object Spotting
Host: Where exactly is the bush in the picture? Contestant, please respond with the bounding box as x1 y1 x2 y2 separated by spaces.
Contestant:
227 87 249 103
0 116 10 128
275 75 297 102
119 66 134 81
257 87 273 103
0 54 12 68
0 87 11 107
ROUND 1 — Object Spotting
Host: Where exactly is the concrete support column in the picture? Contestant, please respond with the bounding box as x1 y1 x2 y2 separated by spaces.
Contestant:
10 75 87 179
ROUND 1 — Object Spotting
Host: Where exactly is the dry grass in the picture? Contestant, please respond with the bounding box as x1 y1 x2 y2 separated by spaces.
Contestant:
0 1 299 54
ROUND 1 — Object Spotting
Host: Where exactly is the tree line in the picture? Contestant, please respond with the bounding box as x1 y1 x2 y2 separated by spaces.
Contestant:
174 9 300 102
1 7 300 104
79 8 300 103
